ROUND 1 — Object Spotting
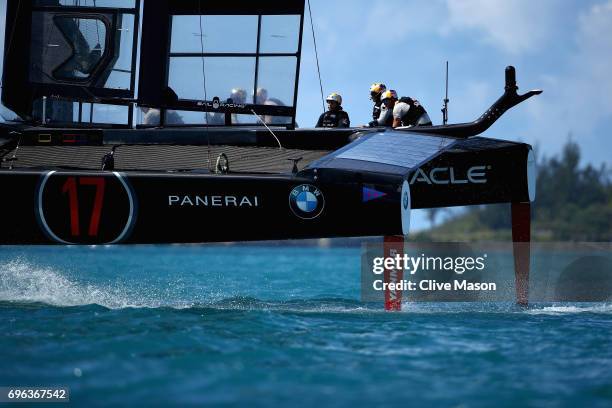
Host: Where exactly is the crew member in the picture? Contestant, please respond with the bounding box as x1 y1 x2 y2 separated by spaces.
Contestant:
263 98 290 125
368 83 387 126
141 107 184 126
229 88 247 104
392 95 432 128
228 88 247 124
316 93 350 128
255 87 268 105
372 89 396 127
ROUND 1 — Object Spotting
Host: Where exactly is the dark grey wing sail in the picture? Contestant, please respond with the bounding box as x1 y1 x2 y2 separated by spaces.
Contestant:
2 1 141 120
138 0 305 128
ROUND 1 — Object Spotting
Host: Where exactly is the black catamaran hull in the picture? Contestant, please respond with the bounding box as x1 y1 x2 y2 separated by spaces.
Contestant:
0 0 539 245
0 135 533 245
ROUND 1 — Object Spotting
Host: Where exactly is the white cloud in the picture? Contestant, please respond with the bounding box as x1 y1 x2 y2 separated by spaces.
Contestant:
520 1 612 165
360 0 560 55
363 0 447 42
570 1 612 119
445 0 559 55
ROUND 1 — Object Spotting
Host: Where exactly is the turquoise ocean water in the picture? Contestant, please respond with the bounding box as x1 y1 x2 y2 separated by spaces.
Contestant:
1 245 611 407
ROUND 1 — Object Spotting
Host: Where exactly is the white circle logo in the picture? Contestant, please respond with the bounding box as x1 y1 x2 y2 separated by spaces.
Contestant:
289 184 325 219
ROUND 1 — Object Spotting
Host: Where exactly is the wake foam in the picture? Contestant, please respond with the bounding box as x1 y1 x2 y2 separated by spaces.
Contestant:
0 259 184 309
0 259 369 312
526 304 612 315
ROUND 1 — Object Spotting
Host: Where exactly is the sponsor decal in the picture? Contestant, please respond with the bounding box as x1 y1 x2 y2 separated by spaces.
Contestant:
197 96 246 110
168 195 259 208
362 186 387 202
36 171 136 244
289 184 325 219
410 165 490 185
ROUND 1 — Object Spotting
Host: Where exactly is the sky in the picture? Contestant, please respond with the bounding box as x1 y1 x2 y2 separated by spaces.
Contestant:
1 0 611 229
297 0 612 167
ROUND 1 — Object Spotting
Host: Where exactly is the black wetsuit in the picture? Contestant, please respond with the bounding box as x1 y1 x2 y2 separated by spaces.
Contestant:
316 108 350 128
372 100 382 122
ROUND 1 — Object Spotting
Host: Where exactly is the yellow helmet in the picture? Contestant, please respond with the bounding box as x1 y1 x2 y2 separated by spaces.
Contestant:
370 83 386 99
380 89 398 101
326 92 342 105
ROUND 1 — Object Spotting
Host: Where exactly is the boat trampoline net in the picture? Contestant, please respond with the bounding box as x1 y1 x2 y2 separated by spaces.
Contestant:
0 144 330 173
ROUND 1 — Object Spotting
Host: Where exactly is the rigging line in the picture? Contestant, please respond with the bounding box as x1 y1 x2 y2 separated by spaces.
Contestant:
93 0 100 45
197 1 212 171
307 0 325 114
250 109 283 150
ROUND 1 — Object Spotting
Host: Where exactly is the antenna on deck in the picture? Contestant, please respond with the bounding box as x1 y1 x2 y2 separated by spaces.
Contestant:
441 61 449 126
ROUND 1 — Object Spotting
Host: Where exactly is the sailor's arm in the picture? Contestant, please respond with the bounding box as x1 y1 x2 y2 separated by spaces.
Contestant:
339 111 350 128
315 113 325 127
378 106 392 126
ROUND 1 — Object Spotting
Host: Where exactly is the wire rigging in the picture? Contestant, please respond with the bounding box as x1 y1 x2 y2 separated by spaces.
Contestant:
198 1 212 171
250 109 283 150
93 0 101 46
307 0 325 114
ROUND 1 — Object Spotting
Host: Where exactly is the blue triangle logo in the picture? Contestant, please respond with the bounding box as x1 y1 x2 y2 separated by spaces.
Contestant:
362 187 387 202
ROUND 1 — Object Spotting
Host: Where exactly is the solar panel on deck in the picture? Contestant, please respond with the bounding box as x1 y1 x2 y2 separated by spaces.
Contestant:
336 132 455 168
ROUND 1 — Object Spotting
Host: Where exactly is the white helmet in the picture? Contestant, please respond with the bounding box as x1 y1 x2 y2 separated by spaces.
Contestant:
326 92 342 105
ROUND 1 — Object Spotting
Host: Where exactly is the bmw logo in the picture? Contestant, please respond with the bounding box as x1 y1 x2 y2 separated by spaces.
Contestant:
289 184 325 219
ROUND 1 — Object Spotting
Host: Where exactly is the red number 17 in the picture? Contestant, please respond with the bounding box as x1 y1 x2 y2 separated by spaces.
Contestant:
62 177 106 237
